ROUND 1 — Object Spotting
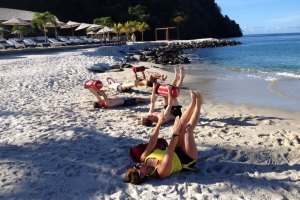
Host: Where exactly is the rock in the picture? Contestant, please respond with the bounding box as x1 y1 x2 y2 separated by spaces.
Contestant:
108 68 124 72
110 64 121 69
133 39 240 66
121 63 133 68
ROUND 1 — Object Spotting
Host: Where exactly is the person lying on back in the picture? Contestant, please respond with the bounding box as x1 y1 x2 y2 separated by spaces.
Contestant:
106 77 138 93
124 90 203 184
84 80 149 108
141 67 185 126
133 66 167 87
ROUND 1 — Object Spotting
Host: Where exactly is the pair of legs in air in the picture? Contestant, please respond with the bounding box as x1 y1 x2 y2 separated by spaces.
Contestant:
173 90 203 161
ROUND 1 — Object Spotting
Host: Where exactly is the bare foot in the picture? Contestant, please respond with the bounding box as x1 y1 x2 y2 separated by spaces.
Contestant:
190 90 195 100
194 91 203 105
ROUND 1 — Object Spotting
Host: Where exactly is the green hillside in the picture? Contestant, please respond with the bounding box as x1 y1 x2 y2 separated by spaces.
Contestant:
0 0 242 40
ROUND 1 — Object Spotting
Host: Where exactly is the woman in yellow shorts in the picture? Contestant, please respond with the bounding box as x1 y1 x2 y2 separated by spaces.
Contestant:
124 90 203 184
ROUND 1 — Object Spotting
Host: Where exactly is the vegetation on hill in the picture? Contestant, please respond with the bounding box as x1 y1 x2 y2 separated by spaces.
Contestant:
0 0 242 40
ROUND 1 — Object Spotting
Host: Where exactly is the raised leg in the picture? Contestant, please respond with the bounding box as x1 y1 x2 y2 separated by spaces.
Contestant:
176 67 185 87
170 67 180 86
182 92 203 160
176 90 197 147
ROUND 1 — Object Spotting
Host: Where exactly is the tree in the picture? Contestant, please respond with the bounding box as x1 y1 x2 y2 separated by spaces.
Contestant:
137 22 150 41
93 17 114 27
121 21 130 41
128 4 150 22
0 25 10 38
113 22 123 41
31 11 56 42
12 25 24 38
122 21 139 41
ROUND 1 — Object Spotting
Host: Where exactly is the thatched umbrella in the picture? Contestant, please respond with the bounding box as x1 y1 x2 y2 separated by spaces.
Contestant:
96 26 113 41
86 24 103 32
87 31 95 35
75 23 93 31
2 17 30 38
45 18 65 39
2 18 30 26
60 21 81 36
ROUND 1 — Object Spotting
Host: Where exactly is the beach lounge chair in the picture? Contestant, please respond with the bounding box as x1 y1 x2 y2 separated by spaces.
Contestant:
48 38 66 47
6 39 26 49
0 38 15 49
34 36 51 47
69 37 87 45
80 36 97 44
23 38 41 48
58 36 74 45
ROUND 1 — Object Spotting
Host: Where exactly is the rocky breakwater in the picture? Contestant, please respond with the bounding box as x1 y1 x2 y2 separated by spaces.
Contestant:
129 39 241 65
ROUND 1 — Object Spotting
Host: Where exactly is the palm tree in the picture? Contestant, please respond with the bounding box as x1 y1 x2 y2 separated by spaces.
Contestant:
129 21 138 41
113 22 123 41
31 11 57 42
137 22 150 41
122 21 131 41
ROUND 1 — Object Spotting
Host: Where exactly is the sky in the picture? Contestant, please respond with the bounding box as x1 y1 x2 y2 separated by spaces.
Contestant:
215 0 300 35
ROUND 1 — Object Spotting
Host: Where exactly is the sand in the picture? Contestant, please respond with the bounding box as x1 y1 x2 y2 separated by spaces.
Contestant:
0 42 299 200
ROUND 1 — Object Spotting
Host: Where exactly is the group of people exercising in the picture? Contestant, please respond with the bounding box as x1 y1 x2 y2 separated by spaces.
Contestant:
84 66 203 184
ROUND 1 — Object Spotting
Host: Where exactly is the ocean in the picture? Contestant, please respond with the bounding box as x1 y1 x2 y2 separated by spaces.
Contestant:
183 33 300 111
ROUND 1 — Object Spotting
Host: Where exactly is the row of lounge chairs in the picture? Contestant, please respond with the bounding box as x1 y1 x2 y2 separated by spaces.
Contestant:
0 36 124 50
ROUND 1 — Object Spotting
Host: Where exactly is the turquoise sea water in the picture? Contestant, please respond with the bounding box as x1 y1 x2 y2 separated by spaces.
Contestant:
184 33 300 111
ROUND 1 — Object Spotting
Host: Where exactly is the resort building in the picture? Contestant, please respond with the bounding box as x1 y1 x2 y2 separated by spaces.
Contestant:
0 7 35 22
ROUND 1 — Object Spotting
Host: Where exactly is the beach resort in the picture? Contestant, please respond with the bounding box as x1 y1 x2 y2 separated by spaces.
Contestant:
1 4 300 200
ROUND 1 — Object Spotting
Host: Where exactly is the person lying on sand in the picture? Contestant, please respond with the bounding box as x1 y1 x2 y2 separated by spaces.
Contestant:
106 77 138 93
141 67 185 126
86 85 149 108
135 67 167 87
124 90 203 184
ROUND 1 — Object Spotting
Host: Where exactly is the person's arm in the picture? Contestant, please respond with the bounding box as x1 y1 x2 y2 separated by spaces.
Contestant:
141 71 146 79
97 90 110 106
156 117 181 178
140 111 165 162
148 84 157 114
163 85 173 117
134 72 139 80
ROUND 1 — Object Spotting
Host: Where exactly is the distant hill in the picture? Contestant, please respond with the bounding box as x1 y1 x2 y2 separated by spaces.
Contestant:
0 0 242 40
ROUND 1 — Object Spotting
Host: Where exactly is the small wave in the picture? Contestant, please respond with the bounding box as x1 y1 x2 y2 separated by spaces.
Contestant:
276 72 300 79
265 77 277 81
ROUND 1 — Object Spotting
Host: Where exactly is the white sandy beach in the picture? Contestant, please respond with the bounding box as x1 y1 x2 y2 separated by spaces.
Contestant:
0 43 299 200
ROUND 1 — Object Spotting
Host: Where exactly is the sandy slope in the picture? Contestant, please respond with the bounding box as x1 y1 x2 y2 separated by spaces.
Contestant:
0 43 299 200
